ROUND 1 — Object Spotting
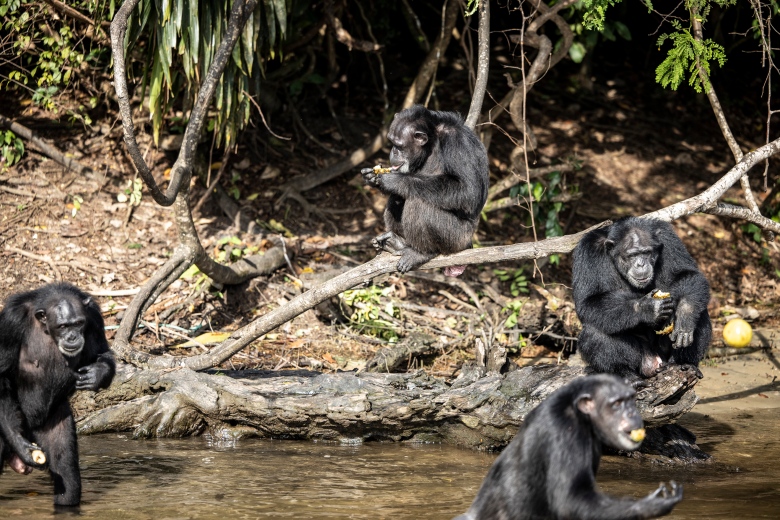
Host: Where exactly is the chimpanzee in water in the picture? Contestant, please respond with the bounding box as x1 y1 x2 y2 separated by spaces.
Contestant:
572 217 711 379
456 374 683 520
361 105 489 277
0 282 115 507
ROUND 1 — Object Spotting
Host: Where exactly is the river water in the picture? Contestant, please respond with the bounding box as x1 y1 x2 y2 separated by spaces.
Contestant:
1 408 777 519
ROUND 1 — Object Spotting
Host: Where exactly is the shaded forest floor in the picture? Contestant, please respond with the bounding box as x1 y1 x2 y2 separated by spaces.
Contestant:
1 64 779 392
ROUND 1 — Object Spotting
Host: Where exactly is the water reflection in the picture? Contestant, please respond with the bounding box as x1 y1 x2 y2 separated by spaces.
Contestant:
1 408 777 519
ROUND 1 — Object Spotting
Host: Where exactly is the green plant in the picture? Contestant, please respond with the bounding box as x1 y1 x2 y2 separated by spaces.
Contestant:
501 298 526 328
117 178 143 207
126 0 289 147
214 236 259 263
1 0 107 121
494 268 529 297
511 170 577 265
340 285 400 342
1 129 24 168
655 20 727 93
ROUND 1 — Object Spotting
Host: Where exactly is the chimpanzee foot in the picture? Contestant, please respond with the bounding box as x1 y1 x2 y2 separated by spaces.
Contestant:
372 232 407 255
397 248 436 273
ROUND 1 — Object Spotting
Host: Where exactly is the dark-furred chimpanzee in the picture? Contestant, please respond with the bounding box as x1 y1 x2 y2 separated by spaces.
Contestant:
0 283 115 506
572 217 711 379
361 105 489 277
456 374 683 520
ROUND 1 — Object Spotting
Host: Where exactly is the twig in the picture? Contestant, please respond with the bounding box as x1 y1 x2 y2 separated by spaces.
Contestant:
5 246 62 280
193 150 232 215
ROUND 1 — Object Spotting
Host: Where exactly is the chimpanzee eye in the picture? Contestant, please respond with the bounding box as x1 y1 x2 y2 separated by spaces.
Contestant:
611 399 622 410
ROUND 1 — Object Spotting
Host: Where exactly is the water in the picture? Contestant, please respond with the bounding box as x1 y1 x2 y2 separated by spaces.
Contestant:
1 408 777 519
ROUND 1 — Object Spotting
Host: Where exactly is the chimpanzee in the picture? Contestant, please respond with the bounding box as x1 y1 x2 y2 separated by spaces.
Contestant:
362 105 489 276
456 374 683 520
572 217 711 379
0 283 115 507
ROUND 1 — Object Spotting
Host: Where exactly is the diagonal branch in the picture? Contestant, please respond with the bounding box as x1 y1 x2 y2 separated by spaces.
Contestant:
125 135 780 370
690 10 765 232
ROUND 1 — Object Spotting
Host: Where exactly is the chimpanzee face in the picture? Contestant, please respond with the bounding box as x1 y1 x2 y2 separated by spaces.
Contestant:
387 111 431 174
34 297 88 357
576 380 644 452
609 229 660 290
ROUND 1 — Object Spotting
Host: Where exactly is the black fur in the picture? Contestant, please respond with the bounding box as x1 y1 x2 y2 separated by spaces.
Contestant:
457 375 683 520
572 217 711 378
362 105 489 274
0 283 115 507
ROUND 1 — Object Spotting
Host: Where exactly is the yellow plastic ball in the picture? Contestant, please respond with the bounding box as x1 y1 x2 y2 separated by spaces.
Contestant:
723 318 753 348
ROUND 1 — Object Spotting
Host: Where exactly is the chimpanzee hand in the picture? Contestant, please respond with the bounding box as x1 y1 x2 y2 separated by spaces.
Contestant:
631 481 683 518
10 436 46 470
669 301 696 349
361 168 383 189
637 292 675 325
76 362 112 391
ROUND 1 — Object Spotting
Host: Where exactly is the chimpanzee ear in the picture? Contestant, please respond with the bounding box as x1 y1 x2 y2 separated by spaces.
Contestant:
575 394 595 415
82 297 92 308
604 239 615 251
413 131 428 145
34 309 47 325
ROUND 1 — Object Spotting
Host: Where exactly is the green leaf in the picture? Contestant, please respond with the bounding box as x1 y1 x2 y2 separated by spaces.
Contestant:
569 42 587 63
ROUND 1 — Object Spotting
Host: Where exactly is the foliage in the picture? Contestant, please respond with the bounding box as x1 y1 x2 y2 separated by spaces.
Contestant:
214 235 260 263
564 3 631 63
125 0 289 147
579 0 623 31
340 285 400 342
0 0 106 122
117 178 144 206
1 129 24 168
511 170 576 265
464 0 479 17
655 20 726 93
493 267 529 297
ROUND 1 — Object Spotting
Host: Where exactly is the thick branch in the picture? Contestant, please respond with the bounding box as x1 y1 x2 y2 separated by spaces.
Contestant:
126 136 780 370
464 0 490 130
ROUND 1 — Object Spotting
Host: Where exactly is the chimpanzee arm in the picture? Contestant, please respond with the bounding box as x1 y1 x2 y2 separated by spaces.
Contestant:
74 301 115 391
551 471 683 520
0 307 45 468
368 170 482 216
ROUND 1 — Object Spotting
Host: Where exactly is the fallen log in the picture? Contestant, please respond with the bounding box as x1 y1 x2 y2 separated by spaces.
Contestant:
72 362 705 461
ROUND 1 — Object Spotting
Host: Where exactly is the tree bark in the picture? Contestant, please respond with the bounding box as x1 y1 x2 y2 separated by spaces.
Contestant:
73 363 703 459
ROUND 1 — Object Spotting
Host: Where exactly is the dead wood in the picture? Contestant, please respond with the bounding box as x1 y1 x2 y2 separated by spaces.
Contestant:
0 114 94 176
73 362 701 459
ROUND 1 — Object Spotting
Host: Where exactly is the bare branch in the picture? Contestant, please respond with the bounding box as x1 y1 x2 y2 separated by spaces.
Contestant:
690 10 765 230
465 0 490 130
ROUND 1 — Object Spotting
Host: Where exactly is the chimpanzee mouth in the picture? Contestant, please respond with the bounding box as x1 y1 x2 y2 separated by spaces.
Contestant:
58 342 84 357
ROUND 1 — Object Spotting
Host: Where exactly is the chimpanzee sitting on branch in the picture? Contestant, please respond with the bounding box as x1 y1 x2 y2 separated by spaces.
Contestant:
456 374 683 520
572 217 711 379
362 105 489 277
0 283 115 507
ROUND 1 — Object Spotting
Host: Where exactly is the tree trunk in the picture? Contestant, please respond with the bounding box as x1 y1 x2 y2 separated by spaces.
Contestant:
73 363 705 460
